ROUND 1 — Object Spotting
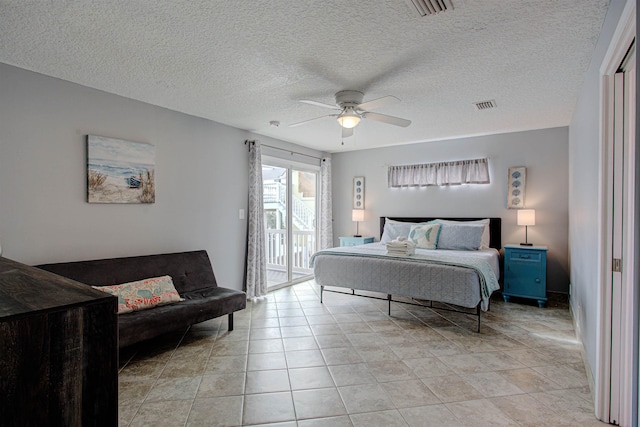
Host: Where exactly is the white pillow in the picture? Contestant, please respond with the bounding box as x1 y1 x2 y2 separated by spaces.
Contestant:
408 223 442 250
437 224 485 250
436 218 490 249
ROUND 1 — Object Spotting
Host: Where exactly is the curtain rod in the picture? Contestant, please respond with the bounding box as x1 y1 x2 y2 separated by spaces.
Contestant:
245 140 325 161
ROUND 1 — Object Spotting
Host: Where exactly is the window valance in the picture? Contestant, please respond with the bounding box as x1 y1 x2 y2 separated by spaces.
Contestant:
388 158 490 187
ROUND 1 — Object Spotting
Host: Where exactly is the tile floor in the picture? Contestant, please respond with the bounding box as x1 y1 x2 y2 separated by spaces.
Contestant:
118 281 607 426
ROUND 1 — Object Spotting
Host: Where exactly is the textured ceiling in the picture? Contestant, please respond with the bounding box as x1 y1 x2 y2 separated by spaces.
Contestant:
0 1 610 152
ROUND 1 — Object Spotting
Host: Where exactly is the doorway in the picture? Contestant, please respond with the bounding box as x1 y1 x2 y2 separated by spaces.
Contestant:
598 5 636 424
262 159 318 289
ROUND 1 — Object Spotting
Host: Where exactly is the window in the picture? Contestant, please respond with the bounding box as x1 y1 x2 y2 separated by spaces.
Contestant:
388 158 490 187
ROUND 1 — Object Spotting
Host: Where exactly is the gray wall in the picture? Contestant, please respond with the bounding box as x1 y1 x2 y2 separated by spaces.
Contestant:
331 127 570 293
0 63 320 291
568 0 627 386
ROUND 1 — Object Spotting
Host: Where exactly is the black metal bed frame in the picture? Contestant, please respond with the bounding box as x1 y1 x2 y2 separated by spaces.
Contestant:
319 285 483 332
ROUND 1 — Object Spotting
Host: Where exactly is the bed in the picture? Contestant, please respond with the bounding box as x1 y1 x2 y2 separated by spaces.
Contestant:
310 217 502 332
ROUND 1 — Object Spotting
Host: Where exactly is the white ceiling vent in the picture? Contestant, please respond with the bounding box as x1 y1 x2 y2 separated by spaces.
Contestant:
474 100 497 110
406 0 454 17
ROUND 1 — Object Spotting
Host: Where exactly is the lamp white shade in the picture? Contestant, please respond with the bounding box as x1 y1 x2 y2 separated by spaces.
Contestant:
517 209 536 226
352 209 365 222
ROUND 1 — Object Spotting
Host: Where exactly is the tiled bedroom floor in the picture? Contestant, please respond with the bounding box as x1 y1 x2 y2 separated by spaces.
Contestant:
118 281 607 426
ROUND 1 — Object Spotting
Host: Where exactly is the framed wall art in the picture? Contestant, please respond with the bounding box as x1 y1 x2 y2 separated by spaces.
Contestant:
353 176 365 209
87 135 156 204
507 166 526 209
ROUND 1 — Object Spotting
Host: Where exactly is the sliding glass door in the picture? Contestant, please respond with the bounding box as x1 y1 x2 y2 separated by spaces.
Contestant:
262 159 318 289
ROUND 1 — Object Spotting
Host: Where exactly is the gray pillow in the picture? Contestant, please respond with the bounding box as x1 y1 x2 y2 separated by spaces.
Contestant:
380 220 418 243
437 224 485 250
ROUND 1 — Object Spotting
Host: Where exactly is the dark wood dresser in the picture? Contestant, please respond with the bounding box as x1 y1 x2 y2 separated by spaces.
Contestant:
0 256 118 426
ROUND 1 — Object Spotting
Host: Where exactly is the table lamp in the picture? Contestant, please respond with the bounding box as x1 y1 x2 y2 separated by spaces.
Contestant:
352 209 364 237
517 209 535 246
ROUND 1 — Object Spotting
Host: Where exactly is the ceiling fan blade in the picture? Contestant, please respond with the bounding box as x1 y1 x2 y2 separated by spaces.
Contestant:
357 95 400 111
342 127 354 138
289 114 335 128
363 112 411 127
300 100 340 110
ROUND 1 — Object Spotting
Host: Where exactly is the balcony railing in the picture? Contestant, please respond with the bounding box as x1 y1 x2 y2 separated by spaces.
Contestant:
263 182 284 204
263 182 315 230
265 229 316 274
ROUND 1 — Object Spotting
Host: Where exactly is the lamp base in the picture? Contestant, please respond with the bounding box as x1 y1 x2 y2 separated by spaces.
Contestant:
520 242 533 246
353 234 362 237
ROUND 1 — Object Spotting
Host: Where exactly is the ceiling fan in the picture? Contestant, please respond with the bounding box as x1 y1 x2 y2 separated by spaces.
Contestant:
289 90 411 138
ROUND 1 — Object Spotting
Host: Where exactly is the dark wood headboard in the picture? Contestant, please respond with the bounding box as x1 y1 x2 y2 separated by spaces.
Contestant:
380 217 502 250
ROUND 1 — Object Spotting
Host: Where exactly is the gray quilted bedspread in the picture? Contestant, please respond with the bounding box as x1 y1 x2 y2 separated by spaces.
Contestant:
310 244 500 311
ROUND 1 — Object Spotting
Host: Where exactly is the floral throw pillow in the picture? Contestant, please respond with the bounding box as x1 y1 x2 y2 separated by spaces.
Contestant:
93 275 184 314
408 223 442 249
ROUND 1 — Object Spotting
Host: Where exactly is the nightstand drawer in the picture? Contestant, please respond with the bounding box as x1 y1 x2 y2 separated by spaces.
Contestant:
508 250 542 262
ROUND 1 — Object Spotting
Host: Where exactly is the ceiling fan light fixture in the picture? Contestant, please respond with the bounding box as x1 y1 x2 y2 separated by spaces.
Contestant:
337 109 361 129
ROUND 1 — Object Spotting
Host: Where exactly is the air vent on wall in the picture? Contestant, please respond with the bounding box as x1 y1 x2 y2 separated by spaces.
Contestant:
406 0 454 17
474 100 497 110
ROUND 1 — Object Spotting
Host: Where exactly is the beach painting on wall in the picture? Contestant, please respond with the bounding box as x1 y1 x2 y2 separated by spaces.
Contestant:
87 135 155 203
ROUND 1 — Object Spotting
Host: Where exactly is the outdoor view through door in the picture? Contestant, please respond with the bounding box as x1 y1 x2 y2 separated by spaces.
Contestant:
262 163 317 288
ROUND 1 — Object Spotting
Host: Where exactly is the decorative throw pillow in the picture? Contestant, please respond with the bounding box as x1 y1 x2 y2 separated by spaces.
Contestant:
437 224 485 250
93 275 184 314
408 223 442 249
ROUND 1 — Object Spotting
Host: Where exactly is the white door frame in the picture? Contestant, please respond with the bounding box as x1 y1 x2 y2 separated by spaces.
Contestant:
262 155 320 290
597 1 636 424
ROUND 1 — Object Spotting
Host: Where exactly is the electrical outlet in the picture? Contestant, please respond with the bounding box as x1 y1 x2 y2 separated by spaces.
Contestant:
239 209 245 220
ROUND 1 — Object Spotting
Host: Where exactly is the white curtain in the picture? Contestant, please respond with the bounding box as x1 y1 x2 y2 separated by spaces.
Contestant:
388 158 490 187
245 140 267 299
319 157 333 249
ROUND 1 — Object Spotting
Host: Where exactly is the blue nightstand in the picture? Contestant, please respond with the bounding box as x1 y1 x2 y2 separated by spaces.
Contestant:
339 236 374 247
503 244 548 308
